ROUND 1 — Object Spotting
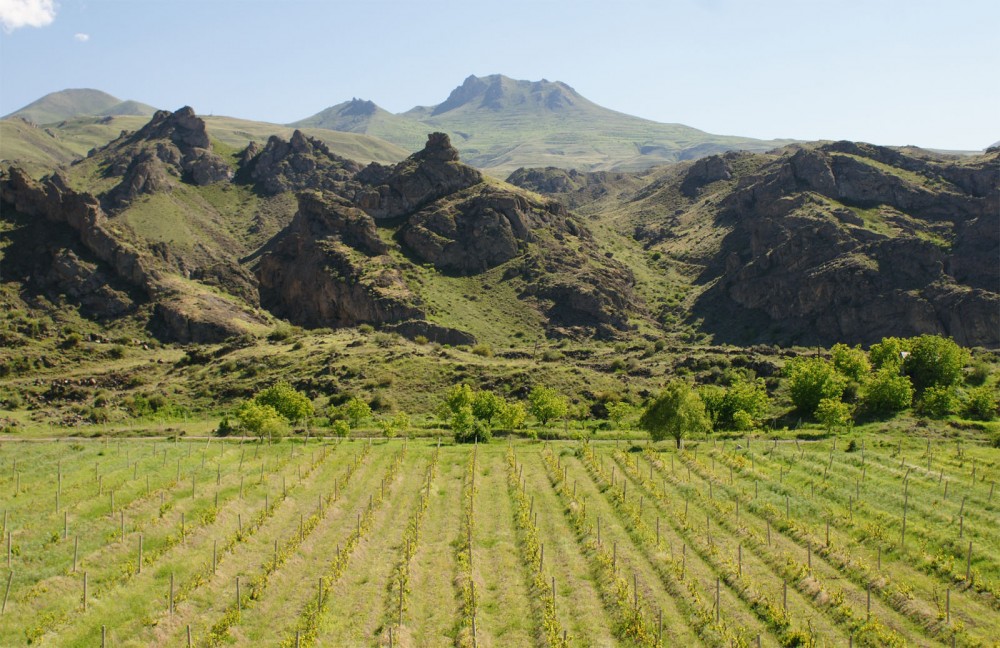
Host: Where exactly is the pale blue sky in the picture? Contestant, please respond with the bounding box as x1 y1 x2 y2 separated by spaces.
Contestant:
1 0 997 149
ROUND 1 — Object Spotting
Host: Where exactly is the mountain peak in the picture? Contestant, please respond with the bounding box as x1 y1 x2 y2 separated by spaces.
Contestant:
4 88 157 124
430 74 582 116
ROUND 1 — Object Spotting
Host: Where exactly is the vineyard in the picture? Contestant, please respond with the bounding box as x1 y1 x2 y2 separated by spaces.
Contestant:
0 435 997 647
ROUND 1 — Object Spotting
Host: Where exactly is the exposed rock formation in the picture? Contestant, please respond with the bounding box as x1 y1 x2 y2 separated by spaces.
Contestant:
101 107 233 209
352 133 482 219
242 130 362 195
686 143 999 346
256 190 422 327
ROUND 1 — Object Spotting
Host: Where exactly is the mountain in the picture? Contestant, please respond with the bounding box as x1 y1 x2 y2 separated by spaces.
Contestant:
4 89 157 124
1 107 641 348
511 143 1000 347
295 74 796 174
289 98 429 153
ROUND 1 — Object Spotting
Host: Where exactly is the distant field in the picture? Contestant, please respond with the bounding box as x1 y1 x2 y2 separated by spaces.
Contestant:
0 435 996 646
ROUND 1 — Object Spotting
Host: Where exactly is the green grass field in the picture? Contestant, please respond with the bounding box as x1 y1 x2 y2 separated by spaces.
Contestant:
0 433 996 647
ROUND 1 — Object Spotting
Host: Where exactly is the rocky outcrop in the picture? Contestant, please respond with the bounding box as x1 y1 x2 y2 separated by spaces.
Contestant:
685 143 1000 347
256 190 422 327
243 130 362 195
401 186 555 274
352 133 482 219
1 165 264 343
385 320 476 346
102 107 233 209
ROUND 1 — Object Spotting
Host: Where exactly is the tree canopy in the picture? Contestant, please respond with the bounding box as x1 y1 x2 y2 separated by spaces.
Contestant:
639 381 711 448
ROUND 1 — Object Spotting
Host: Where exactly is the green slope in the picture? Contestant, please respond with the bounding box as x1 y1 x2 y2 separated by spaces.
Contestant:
4 88 157 124
296 74 796 174
289 98 429 153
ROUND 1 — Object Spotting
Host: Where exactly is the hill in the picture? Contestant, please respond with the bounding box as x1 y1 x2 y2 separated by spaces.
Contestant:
296 74 796 174
4 88 157 124
510 143 1000 347
289 98 430 153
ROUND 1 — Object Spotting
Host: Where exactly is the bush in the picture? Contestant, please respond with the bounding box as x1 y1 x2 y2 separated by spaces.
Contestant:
471 343 493 357
786 358 846 417
831 343 871 382
413 335 429 345
215 416 236 437
917 385 958 419
235 401 287 440
341 397 372 427
869 337 910 372
963 385 998 421
528 385 568 426
331 420 351 438
903 335 969 392
254 382 313 424
862 369 913 416
816 398 852 431
61 332 82 349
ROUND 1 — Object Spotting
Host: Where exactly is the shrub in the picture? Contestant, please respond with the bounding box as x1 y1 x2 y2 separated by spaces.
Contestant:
215 416 236 437
497 401 527 431
917 385 958 419
831 343 871 382
869 336 910 372
254 382 313 424
471 343 493 357
903 335 969 392
235 401 287 440
61 332 82 349
816 398 852 431
413 335 429 345
786 357 846 417
963 385 998 421
331 420 351 438
862 369 913 416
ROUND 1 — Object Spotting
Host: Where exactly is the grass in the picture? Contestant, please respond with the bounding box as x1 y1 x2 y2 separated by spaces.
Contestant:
0 433 996 646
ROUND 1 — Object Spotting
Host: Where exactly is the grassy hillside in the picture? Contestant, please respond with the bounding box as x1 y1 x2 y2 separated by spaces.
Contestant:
4 88 157 124
0 119 82 177
296 75 796 175
290 99 430 153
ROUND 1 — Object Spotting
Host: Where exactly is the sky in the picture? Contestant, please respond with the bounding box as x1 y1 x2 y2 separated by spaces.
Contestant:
0 0 997 150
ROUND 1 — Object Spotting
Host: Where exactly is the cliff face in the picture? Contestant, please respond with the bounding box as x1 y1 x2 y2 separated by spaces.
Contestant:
256 133 644 338
683 143 999 347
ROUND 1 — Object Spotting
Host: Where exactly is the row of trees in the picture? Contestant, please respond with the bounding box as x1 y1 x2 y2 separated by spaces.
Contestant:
218 335 994 445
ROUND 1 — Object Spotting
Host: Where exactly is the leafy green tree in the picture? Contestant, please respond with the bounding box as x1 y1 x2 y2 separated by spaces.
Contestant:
862 368 913 416
831 344 871 383
815 398 852 432
255 381 313 424
234 400 287 440
731 410 754 431
441 384 474 420
528 386 568 427
606 401 636 430
451 405 491 443
721 378 770 429
917 385 958 419
497 401 527 431
869 337 910 372
639 381 711 448
903 335 969 392
698 386 726 426
963 385 998 421
786 357 846 417
331 420 351 438
471 390 506 426
341 397 372 428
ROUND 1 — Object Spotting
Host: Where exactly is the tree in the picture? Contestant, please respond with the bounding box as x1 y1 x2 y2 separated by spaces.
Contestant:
816 398 852 432
254 381 313 424
786 357 846 417
903 335 969 392
869 337 910 372
639 381 711 448
528 386 568 427
341 397 372 428
862 368 913 416
963 385 998 421
721 378 770 430
441 384 474 420
497 401 527 431
471 390 506 426
831 344 871 383
331 420 351 438
917 385 958 419
234 400 287 440
606 401 636 430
